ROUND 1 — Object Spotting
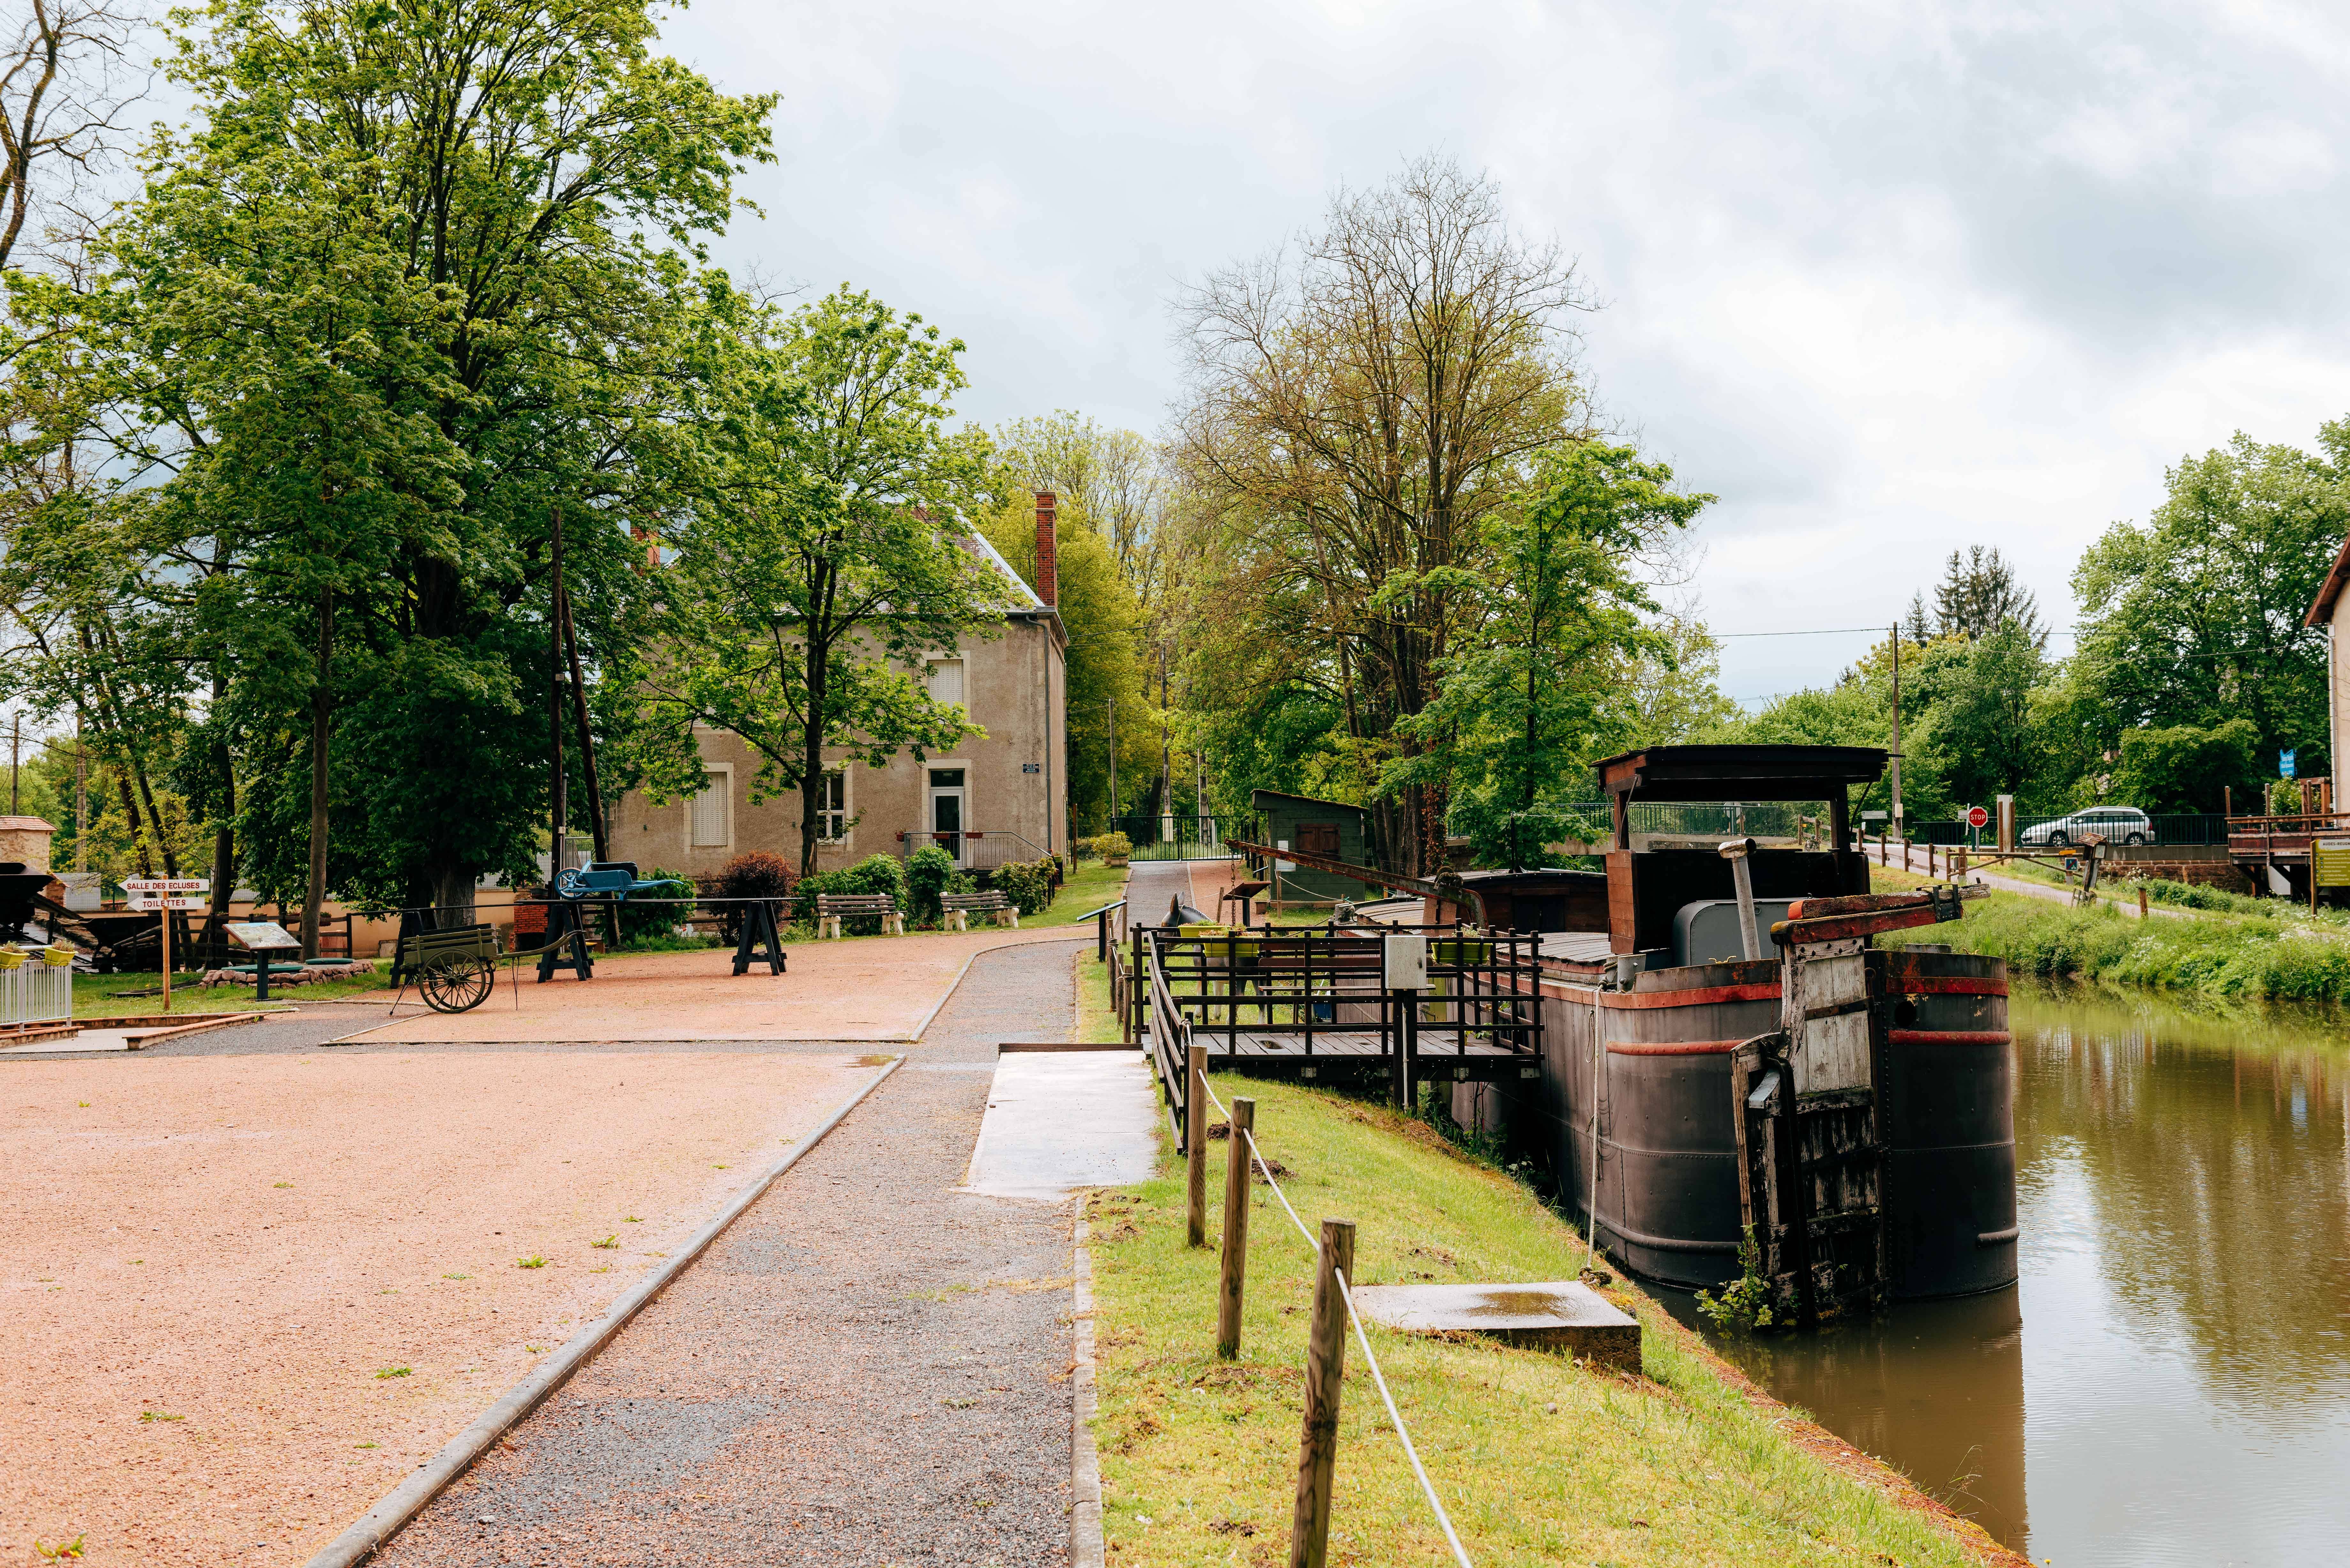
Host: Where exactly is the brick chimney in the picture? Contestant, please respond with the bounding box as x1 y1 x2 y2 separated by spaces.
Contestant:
1034 491 1058 608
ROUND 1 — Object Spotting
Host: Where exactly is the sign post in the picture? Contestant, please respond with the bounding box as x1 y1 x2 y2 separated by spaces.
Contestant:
124 878 210 1012
1965 804 1990 855
226 920 302 1002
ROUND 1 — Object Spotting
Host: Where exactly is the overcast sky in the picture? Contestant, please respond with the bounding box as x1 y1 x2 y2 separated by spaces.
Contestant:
656 0 2350 706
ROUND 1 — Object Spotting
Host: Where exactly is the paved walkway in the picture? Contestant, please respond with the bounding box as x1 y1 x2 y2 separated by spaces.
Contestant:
374 938 1096 1568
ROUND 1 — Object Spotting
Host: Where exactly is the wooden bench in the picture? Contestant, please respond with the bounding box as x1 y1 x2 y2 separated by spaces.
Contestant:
941 889 1019 931
816 893 904 940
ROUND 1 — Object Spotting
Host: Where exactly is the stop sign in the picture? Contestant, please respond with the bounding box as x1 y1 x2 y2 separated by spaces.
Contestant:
1966 805 1990 829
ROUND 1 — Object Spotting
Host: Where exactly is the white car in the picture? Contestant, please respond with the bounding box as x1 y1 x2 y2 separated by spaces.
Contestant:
2020 806 2153 848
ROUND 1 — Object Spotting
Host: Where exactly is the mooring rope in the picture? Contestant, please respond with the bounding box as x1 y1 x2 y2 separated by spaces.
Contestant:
1191 1072 1475 1566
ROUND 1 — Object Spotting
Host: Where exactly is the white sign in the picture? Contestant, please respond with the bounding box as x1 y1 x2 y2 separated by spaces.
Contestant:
123 878 210 894
128 893 208 911
225 920 301 951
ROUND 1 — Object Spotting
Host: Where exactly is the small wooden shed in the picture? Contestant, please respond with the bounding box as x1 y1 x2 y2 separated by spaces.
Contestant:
1250 789 1379 903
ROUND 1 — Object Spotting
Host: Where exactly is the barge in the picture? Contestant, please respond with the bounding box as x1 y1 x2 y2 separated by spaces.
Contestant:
1459 745 2016 1321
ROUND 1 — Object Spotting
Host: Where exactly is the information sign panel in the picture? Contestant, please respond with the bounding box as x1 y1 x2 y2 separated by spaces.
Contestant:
225 920 301 952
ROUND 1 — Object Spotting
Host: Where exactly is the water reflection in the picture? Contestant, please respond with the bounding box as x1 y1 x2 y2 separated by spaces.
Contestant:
1669 983 2350 1564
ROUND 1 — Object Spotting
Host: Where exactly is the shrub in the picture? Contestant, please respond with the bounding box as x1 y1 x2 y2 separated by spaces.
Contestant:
1076 831 1132 862
711 850 794 941
991 856 1060 916
617 867 694 943
906 844 956 924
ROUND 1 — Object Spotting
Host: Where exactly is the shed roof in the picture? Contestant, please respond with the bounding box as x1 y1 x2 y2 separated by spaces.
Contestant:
2308 534 2350 627
0 816 55 832
1249 788 1367 817
1594 744 1886 802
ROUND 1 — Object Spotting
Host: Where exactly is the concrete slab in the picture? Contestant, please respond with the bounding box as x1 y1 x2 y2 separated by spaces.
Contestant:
1347 1280 1642 1372
964 1048 1159 1199
0 1029 125 1055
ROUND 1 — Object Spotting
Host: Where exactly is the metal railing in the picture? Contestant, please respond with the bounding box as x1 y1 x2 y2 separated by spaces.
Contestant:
0 946 74 1024
1105 814 1248 861
892 827 1052 872
1136 923 1543 1095
1906 813 2228 847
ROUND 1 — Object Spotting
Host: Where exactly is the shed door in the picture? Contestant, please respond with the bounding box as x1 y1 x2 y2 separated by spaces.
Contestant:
1297 822 1341 858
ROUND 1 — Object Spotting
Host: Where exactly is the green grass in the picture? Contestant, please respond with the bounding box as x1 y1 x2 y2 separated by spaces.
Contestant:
1869 862 2350 1003
1020 860 1131 928
1088 1078 1994 1567
1076 949 1124 1044
70 969 392 1018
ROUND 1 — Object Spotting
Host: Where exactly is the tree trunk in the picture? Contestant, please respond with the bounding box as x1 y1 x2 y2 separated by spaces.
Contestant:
799 630 828 879
208 669 236 950
302 596 334 960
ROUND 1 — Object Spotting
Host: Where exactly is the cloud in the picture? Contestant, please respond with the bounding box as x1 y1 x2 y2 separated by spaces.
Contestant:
663 0 2350 698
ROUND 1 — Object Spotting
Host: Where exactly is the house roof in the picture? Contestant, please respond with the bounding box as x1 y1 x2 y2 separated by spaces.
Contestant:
0 816 54 832
2308 534 2350 627
1249 788 1366 817
969 530 1045 612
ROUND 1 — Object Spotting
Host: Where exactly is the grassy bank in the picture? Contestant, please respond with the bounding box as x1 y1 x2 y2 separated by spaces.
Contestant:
1087 1077 2011 1566
1876 869 2350 1004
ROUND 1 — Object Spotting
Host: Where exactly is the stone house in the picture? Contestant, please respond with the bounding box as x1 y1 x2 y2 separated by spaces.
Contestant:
608 498 1071 880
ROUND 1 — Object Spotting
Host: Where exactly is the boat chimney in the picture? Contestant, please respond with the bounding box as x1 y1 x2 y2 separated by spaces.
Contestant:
1718 837 1762 960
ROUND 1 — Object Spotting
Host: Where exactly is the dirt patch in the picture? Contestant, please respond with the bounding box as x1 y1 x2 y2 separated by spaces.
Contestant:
0 1049 874 1565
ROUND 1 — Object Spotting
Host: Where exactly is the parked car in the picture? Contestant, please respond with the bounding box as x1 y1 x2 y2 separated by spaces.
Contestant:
2021 806 2154 847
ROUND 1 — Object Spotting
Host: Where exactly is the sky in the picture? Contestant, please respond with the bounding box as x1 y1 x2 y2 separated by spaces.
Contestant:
667 0 2346 705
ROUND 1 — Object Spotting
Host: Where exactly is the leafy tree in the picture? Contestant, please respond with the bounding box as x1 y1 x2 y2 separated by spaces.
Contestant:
992 412 1168 614
2111 720 2257 813
1172 156 1594 874
1914 625 2050 806
1929 546 2047 649
1383 442 1706 865
1626 614 1738 742
641 287 998 877
2065 428 2345 780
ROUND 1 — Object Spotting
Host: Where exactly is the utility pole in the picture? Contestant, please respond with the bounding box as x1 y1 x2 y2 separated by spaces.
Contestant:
1160 644 1171 840
550 507 567 879
9 712 17 814
74 716 87 872
1107 699 1118 820
1889 624 1904 842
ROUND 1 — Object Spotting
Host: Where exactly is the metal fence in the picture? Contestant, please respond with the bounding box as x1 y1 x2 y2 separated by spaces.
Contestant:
0 945 74 1025
1104 815 1248 861
891 828 1052 872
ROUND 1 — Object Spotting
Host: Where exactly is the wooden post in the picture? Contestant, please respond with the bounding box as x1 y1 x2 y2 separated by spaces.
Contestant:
1289 1217 1356 1568
161 901 171 1013
1217 1097 1255 1357
1186 1043 1209 1247
2139 887 2149 919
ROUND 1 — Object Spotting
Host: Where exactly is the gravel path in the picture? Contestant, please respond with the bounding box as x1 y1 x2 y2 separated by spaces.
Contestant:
373 938 1089 1568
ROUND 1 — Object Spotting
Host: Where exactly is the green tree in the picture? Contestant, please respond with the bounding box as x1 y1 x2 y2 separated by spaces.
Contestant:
977 486 1153 828
2111 720 2258 814
642 287 999 877
1383 441 1707 865
1915 625 2050 807
2066 428 2346 781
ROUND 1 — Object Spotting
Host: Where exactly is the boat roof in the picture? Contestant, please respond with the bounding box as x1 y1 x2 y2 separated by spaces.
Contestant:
1594 744 1887 802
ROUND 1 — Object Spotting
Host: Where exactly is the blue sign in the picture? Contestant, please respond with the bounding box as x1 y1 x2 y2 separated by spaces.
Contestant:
2282 750 2297 779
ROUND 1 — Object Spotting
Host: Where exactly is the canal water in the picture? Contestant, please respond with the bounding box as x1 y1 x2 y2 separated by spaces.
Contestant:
1667 982 2350 1564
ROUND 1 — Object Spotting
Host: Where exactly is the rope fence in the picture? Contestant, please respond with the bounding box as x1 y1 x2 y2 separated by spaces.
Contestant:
1194 1070 1476 1568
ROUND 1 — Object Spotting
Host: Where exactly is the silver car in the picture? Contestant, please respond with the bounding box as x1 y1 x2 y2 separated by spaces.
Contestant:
2020 806 2153 847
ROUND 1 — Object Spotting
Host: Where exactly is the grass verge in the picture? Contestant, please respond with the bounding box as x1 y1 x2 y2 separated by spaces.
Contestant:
1874 865 2350 1004
1022 859 1131 928
1087 1076 2011 1567
70 970 390 1017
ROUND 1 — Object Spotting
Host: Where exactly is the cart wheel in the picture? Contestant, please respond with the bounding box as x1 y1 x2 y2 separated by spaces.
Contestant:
419 955 497 1014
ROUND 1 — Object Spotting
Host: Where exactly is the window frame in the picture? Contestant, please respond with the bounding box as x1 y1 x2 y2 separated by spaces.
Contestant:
686 765 733 853
817 767 850 845
924 654 967 710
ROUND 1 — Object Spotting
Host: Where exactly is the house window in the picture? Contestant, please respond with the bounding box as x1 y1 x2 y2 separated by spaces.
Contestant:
689 771 730 848
818 770 848 843
1298 822 1341 857
926 657 966 707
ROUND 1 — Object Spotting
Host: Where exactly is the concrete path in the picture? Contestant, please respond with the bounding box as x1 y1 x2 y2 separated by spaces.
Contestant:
372 938 1099 1568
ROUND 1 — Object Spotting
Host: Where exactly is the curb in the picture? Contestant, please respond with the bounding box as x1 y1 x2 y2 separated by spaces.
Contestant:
303 1054 906 1568
1070 1205 1106 1568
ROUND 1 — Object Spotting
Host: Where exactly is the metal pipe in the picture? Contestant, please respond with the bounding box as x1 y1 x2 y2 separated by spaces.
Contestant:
1719 837 1762 959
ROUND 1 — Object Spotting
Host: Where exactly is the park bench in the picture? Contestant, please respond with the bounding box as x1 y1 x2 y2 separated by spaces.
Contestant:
395 922 500 1013
941 889 1019 931
816 892 905 940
